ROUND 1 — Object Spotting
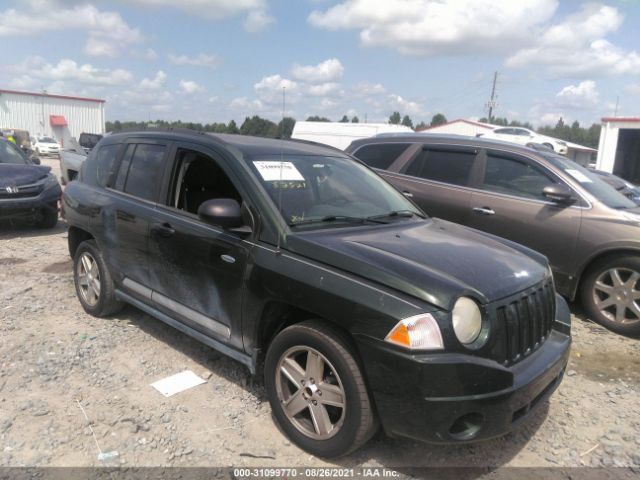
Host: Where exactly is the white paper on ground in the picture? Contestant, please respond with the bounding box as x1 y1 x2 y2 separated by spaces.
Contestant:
253 161 304 182
151 370 206 397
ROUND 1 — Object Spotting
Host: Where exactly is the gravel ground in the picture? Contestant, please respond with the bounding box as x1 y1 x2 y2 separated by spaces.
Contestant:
0 157 639 471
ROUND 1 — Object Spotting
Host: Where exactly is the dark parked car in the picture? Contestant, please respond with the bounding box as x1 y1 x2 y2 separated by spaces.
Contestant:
347 134 640 336
0 139 60 228
63 129 570 457
589 169 640 205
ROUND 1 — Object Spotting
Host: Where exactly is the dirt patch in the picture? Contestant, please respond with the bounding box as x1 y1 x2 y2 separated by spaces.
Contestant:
571 350 640 385
42 260 72 274
0 258 27 266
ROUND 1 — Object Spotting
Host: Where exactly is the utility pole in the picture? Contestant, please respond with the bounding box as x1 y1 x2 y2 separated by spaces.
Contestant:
486 71 498 122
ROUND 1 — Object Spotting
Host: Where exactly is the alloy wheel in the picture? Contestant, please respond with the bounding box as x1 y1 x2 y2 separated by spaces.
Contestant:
275 346 346 440
77 252 101 306
592 267 640 324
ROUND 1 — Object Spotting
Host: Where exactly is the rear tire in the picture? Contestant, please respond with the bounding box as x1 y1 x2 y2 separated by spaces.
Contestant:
581 255 640 337
73 240 123 317
264 321 378 458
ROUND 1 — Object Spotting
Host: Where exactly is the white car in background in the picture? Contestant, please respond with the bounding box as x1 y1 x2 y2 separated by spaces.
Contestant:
31 136 61 156
478 127 568 154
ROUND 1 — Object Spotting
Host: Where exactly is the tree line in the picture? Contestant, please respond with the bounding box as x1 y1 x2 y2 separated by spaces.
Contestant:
106 112 601 148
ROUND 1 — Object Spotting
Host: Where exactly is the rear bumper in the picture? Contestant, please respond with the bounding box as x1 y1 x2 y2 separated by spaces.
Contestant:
356 327 570 444
0 184 61 219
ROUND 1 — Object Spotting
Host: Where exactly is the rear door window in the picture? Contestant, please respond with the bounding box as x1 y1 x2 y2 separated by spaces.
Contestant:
96 144 122 187
481 154 554 200
117 144 167 202
353 143 410 170
404 148 477 186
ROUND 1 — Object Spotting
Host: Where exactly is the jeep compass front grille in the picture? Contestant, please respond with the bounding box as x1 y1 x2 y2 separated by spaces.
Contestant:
488 279 555 366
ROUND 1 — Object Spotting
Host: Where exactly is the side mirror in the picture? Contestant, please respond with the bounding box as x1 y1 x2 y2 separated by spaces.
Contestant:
197 198 244 229
543 184 574 204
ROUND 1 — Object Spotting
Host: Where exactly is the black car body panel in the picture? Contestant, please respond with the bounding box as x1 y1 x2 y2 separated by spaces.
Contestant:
63 129 571 445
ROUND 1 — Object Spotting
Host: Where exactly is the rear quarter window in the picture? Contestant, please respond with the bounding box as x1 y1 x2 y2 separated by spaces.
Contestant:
353 143 410 170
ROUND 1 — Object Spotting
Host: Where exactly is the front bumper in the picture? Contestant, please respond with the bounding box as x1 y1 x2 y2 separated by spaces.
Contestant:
0 184 61 220
356 311 571 444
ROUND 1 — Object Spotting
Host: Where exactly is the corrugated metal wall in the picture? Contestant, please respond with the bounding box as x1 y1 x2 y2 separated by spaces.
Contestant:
0 92 104 145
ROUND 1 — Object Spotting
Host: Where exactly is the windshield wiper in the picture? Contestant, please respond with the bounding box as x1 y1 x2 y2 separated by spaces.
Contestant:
366 210 426 221
289 215 388 227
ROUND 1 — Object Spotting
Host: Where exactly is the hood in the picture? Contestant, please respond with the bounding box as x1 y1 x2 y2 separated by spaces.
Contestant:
287 218 548 310
0 164 51 188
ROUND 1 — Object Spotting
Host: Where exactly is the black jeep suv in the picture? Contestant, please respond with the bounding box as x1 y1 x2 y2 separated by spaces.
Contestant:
63 129 571 457
0 139 60 228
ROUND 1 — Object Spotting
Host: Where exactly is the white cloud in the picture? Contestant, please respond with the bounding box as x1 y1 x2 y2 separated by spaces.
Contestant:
139 71 167 90
556 80 599 108
229 96 265 111
122 0 267 19
291 58 344 83
308 0 557 56
168 53 222 69
308 82 342 97
506 4 640 76
254 74 299 104
243 9 275 33
0 2 143 57
11 57 134 86
352 82 386 96
179 79 205 94
114 0 273 33
386 94 423 116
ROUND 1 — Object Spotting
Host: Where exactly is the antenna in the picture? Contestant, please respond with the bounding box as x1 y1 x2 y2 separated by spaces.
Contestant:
276 86 286 254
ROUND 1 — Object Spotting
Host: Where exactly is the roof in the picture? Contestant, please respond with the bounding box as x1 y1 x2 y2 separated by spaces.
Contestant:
105 129 346 157
0 88 105 104
602 116 640 123
416 118 495 132
347 133 540 152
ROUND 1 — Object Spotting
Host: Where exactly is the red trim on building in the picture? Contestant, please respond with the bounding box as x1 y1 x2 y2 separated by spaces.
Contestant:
50 115 67 126
0 88 105 104
601 117 640 123
416 118 495 132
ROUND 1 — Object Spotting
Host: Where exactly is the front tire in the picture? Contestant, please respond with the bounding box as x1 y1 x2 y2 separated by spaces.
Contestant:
73 240 123 317
581 255 640 336
264 321 378 458
38 204 58 229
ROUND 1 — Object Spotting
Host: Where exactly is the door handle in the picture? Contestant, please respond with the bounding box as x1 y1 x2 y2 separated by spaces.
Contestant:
151 222 175 238
402 191 413 198
220 254 236 264
472 207 496 216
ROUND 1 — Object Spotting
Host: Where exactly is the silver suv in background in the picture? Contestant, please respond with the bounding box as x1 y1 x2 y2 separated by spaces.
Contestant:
59 132 105 184
347 134 640 336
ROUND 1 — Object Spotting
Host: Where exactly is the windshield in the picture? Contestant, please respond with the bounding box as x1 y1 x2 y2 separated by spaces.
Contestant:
542 153 636 209
246 154 423 227
39 137 56 144
0 140 28 164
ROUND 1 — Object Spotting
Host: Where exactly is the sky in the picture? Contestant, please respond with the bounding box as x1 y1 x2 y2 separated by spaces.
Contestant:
1 0 640 127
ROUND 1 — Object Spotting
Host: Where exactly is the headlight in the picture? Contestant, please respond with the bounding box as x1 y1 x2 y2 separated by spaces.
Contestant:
452 297 482 345
385 314 443 350
42 174 59 188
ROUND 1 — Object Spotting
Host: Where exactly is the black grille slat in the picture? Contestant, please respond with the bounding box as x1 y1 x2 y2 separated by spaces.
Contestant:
492 279 556 366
